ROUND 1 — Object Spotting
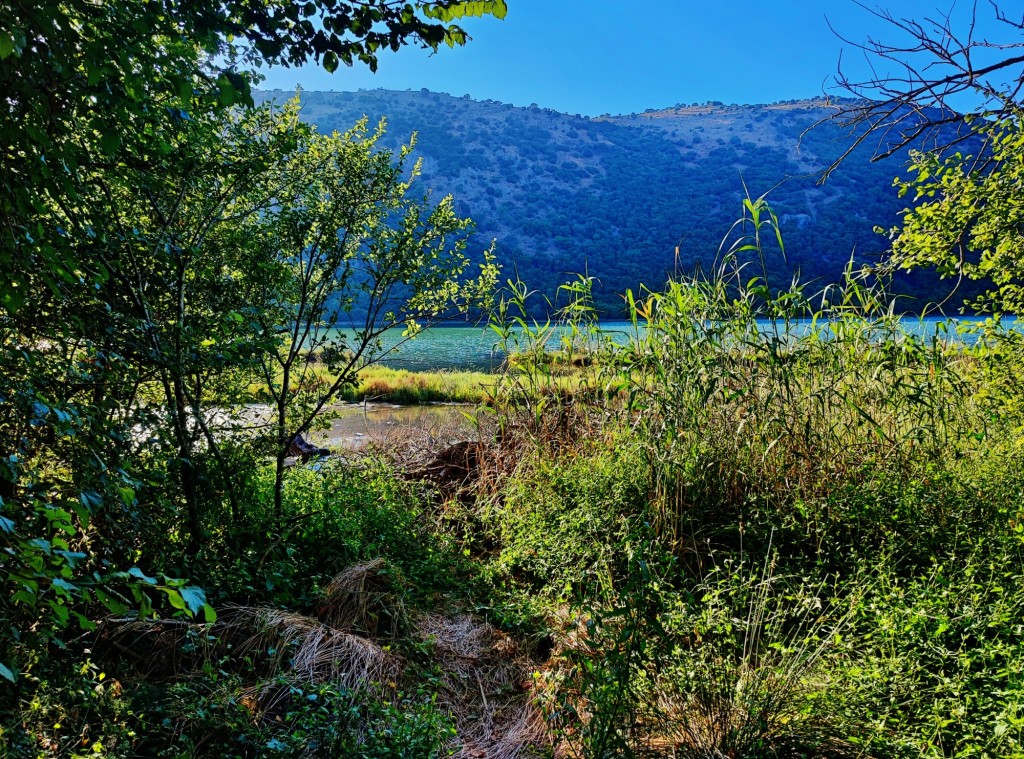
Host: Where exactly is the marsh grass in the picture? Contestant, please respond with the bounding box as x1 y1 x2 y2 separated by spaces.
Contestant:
248 361 598 408
621 198 1005 554
339 366 498 405
514 198 1024 758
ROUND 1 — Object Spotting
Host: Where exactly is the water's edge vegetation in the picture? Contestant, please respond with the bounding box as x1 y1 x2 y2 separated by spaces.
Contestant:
9 1 1024 756
6 199 1024 758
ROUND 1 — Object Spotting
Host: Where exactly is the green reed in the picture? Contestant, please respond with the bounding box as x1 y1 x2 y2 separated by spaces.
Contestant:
621 196 994 546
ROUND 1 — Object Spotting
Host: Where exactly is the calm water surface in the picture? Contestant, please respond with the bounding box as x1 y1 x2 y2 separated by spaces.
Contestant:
308 403 476 451
330 316 1000 372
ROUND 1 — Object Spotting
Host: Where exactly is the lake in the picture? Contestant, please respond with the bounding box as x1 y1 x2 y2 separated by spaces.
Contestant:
328 315 1002 373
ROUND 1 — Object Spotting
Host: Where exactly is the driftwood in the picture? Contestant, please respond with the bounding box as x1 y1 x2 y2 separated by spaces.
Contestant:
287 433 330 461
405 440 481 489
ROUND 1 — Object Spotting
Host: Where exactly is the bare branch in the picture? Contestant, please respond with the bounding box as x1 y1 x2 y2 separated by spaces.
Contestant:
820 1 1024 177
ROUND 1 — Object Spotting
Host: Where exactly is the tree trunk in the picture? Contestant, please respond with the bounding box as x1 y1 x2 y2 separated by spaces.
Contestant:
171 379 204 559
273 378 289 520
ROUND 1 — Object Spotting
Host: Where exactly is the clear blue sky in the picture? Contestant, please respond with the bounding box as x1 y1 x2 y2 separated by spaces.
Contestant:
258 1 1012 115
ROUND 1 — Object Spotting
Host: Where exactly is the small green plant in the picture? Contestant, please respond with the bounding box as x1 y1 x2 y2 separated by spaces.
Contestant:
543 531 672 759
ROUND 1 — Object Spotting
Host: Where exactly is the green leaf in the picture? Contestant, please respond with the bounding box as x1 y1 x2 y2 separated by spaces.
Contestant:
164 588 187 611
80 490 103 511
128 567 157 585
55 550 88 568
323 50 339 73
0 662 15 683
72 612 97 631
0 33 15 60
96 589 129 616
217 74 238 107
52 578 78 593
49 601 70 625
100 132 121 156
425 0 506 22
11 590 35 606
177 77 194 102
179 586 207 616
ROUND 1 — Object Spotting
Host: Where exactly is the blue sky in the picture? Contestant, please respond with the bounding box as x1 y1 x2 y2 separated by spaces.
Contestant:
258 1 1012 115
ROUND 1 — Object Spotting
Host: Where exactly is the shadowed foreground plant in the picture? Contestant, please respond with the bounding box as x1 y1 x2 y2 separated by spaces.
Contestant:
547 530 866 758
655 550 863 758
541 531 671 759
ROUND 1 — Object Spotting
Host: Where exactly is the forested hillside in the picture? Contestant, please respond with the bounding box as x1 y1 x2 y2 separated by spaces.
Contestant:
257 88 973 314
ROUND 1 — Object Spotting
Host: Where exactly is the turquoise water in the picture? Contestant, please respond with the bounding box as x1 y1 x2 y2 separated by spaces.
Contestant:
325 315 1002 373
327 321 649 372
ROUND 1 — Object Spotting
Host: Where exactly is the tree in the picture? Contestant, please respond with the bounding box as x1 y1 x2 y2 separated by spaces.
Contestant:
57 102 309 558
826 2 1024 311
826 2 1024 172
886 116 1024 313
235 107 497 517
0 0 507 681
0 0 508 309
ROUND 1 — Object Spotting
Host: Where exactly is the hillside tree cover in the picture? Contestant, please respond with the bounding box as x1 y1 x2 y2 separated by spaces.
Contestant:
280 88 993 315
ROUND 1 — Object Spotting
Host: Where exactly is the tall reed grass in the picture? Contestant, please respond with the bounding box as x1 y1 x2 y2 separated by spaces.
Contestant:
620 197 1008 551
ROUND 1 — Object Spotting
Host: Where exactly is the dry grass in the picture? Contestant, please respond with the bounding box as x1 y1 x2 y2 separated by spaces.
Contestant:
212 605 402 719
96 598 553 756
319 559 408 638
416 613 549 759
219 606 402 693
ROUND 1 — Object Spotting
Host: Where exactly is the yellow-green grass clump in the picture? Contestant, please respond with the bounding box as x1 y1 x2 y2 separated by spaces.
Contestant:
339 367 497 405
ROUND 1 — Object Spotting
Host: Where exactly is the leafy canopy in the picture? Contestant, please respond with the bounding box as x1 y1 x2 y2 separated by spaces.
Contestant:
0 0 507 309
889 116 1024 313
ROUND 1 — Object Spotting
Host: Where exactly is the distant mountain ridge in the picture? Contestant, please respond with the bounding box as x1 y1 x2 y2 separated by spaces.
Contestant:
255 88 972 314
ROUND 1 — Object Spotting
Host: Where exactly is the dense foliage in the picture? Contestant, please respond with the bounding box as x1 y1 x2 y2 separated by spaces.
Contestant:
0 0 504 689
6 1 1024 757
0 0 506 311
889 116 1024 313
7 217 1024 755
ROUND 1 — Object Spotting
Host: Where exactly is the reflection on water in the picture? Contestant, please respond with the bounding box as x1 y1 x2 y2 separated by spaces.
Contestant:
308 403 477 451
325 316 1000 373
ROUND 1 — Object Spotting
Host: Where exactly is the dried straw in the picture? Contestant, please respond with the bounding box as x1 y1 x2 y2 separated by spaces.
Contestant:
417 614 548 759
319 558 407 638
219 606 402 709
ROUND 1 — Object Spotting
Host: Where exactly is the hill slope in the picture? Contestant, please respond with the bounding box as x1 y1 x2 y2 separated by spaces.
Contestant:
257 88 968 314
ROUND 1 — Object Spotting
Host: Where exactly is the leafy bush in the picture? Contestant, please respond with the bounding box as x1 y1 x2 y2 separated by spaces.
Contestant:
484 439 649 602
197 460 472 610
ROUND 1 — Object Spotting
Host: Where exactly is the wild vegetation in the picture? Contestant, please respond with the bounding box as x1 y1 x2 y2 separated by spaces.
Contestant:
6 188 1024 755
5 1 1024 757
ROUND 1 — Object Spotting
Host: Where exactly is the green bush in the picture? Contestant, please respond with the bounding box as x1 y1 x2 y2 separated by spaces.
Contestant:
484 438 649 603
196 459 472 610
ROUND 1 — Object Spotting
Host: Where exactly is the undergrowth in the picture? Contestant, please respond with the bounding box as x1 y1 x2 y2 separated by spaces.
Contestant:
6 199 1024 758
